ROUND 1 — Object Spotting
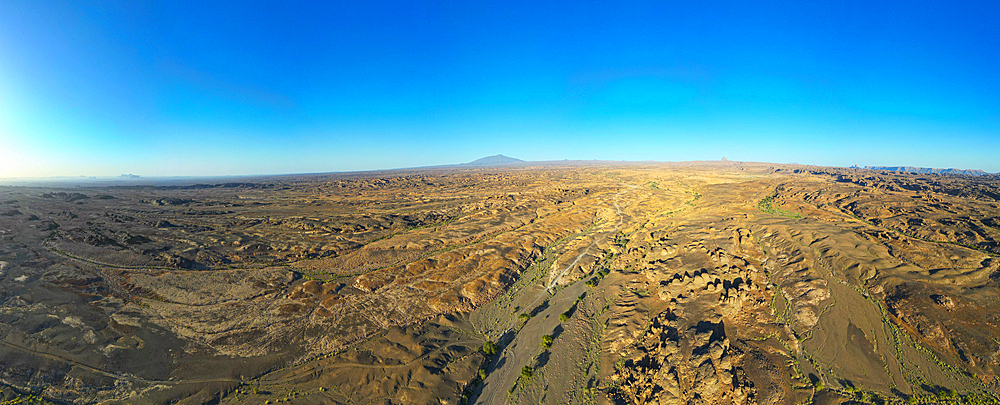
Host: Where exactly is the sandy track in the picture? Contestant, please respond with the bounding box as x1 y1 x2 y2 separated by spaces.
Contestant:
474 184 635 405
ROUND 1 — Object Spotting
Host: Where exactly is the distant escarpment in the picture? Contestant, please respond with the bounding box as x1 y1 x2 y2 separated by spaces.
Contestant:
863 165 991 176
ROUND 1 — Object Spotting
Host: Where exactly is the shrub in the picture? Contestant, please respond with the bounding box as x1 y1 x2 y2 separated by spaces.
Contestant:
482 341 497 355
540 335 553 349
520 366 533 379
559 313 569 322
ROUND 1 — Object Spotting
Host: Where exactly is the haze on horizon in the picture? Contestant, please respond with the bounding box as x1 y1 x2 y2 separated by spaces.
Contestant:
0 0 997 178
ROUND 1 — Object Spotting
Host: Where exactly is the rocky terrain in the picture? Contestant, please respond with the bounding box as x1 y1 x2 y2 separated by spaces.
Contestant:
862 167 992 176
0 162 998 404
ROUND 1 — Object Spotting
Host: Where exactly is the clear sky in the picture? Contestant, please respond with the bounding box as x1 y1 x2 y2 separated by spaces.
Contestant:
1 1 997 177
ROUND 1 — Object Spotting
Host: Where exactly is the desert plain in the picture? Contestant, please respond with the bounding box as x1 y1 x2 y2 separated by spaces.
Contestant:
0 161 999 404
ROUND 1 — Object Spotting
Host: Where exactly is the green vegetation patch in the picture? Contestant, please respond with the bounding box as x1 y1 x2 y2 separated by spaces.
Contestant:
482 341 497 355
540 335 554 349
758 190 802 219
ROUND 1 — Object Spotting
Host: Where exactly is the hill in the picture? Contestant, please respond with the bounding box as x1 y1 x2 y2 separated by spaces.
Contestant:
463 154 525 166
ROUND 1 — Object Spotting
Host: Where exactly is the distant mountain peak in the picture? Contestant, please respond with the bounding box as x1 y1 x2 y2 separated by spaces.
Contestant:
464 154 525 166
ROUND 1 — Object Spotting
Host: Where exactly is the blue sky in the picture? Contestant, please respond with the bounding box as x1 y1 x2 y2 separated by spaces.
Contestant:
0 0 997 177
